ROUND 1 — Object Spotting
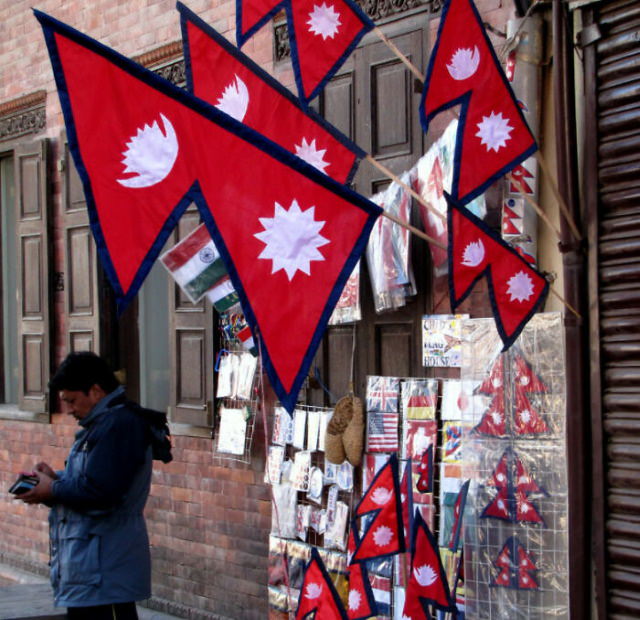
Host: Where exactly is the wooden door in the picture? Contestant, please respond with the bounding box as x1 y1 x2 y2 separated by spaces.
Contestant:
309 17 430 405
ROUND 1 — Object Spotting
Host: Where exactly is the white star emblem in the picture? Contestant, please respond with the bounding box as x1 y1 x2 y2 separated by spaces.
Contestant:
254 199 329 280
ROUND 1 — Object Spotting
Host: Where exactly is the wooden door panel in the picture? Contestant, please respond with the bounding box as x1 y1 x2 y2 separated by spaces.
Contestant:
15 140 51 414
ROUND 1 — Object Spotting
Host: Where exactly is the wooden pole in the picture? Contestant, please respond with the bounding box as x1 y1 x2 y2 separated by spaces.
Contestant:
380 208 446 250
365 154 446 225
373 26 424 82
507 173 562 239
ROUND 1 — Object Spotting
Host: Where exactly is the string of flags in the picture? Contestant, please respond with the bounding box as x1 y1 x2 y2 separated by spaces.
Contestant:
35 0 554 412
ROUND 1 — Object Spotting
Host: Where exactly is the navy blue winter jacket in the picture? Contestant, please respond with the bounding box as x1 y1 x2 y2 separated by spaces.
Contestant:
49 386 153 607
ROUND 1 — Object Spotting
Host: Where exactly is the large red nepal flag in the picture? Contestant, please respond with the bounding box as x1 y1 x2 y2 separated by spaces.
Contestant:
180 2 363 185
421 0 537 204
296 547 348 620
352 453 405 563
447 193 548 350
235 0 287 47
402 510 455 617
287 0 374 103
36 10 381 413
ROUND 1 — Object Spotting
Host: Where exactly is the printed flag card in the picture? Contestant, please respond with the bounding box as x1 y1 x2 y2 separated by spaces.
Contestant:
366 410 399 453
366 376 400 413
318 409 331 451
272 406 294 446
442 422 466 463
266 445 286 485
307 466 324 504
291 451 312 492
235 351 258 400
422 314 467 367
306 408 321 451
325 500 349 551
329 261 362 325
362 453 390 490
402 419 437 461
296 503 311 541
441 378 481 422
401 378 438 420
216 406 248 455
369 573 392 618
271 483 297 538
292 408 307 450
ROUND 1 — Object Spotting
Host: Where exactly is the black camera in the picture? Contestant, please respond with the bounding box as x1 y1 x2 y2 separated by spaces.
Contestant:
8 473 39 495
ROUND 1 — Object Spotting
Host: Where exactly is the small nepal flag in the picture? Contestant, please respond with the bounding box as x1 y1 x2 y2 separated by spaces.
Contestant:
296 547 348 620
447 193 549 350
180 2 363 185
448 479 470 552
36 9 381 413
346 562 377 620
400 458 414 540
352 453 405 563
416 445 434 494
402 510 455 617
420 0 537 204
235 0 287 46
286 0 374 104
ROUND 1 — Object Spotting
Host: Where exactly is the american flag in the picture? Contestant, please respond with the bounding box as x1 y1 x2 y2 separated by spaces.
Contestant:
366 376 400 413
366 411 399 452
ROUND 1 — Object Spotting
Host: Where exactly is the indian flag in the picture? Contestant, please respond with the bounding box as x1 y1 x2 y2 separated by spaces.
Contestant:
161 224 238 311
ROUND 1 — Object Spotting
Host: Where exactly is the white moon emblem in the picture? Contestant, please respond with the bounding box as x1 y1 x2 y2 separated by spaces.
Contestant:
215 74 250 122
117 113 179 188
447 46 481 81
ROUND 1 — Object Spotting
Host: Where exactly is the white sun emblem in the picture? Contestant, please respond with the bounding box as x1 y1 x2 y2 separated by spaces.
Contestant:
254 199 330 280
461 239 485 267
414 564 437 586
520 409 531 423
497 498 506 511
117 113 179 188
506 270 535 302
497 472 506 482
372 525 394 547
348 589 362 610
307 3 342 39
491 411 503 424
475 111 513 153
519 501 530 514
295 137 330 174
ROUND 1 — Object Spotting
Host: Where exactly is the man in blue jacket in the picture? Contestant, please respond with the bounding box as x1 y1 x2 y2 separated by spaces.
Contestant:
21 352 158 620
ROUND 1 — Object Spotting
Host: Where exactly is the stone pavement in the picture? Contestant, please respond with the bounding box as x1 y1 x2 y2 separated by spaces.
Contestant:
0 564 180 620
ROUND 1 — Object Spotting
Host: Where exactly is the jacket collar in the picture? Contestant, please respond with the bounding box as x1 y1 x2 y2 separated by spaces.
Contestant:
79 385 126 429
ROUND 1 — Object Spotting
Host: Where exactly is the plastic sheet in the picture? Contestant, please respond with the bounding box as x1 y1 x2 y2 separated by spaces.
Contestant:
461 313 569 619
366 175 415 314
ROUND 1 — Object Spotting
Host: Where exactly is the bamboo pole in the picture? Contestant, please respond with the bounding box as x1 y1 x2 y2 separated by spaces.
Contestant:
365 154 446 225
380 208 446 250
507 173 562 240
373 26 424 81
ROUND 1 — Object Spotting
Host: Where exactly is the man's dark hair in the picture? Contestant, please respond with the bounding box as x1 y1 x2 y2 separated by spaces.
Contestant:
49 351 120 395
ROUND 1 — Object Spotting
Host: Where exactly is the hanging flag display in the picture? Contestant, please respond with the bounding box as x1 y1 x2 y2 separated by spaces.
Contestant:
296 547 349 619
491 536 540 590
36 9 381 414
447 193 549 350
447 479 469 551
416 445 434 494
420 0 537 204
346 561 377 620
352 453 405 563
480 448 546 525
180 2 363 185
402 510 455 617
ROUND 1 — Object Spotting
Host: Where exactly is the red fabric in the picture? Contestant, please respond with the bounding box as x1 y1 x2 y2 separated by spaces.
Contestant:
289 0 372 101
184 13 360 184
352 456 404 562
346 563 375 620
296 550 347 620
237 0 284 39
46 19 380 409
403 513 454 616
449 201 548 345
422 0 536 202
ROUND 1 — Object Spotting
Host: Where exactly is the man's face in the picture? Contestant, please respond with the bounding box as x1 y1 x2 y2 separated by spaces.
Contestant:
59 386 103 420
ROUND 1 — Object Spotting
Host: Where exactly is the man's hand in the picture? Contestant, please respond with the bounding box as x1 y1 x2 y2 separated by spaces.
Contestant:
35 462 58 480
20 471 55 505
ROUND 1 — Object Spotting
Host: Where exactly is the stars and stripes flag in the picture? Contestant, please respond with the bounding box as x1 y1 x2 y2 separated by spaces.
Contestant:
296 547 348 620
366 411 399 452
420 0 537 204
447 192 548 350
35 9 381 414
352 453 405 563
180 2 363 185
402 510 455 617
237 0 374 104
